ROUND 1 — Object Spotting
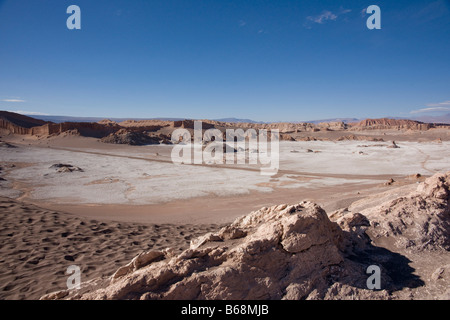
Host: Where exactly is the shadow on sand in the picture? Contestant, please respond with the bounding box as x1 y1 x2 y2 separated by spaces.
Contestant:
345 244 425 292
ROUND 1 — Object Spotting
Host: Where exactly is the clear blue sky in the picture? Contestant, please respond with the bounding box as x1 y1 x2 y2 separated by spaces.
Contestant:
0 0 449 122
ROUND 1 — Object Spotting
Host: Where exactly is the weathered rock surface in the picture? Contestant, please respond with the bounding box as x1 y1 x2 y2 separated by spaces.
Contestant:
49 163 84 173
101 129 162 145
2 111 450 144
361 172 450 251
42 202 350 300
350 118 433 131
0 111 48 134
41 172 450 300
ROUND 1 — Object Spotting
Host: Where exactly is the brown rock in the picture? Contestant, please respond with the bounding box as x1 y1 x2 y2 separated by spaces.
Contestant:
40 172 450 300
363 172 450 251
41 202 347 300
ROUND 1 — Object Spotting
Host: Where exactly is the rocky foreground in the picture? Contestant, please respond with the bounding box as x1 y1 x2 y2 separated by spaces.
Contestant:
41 172 450 300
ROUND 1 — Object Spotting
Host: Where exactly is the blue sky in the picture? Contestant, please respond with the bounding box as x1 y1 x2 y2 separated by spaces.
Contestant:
0 0 449 122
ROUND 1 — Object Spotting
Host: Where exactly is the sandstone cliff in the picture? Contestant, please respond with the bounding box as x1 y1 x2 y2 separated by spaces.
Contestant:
2 111 449 144
0 111 48 134
349 118 433 131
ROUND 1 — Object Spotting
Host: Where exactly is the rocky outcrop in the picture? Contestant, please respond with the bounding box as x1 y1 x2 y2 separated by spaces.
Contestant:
280 133 295 141
361 172 450 251
40 171 450 300
336 134 384 142
0 111 122 137
0 111 49 134
119 119 172 128
0 141 16 148
42 202 350 300
39 122 120 138
49 164 84 173
97 119 119 126
101 129 163 145
350 118 433 131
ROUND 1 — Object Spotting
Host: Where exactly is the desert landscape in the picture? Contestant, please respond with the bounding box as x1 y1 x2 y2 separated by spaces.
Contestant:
0 110 449 300
1 1 449 309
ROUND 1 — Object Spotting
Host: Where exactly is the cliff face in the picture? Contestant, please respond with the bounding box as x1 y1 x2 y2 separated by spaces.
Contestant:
2 111 449 143
0 111 48 128
0 119 32 135
0 111 122 138
0 111 49 134
350 118 433 130
45 122 120 138
101 129 164 145
119 119 173 128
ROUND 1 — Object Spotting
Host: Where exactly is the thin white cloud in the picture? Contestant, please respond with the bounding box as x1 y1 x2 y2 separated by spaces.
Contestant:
6 110 49 116
425 100 450 107
307 11 338 24
411 107 450 114
410 101 450 114
1 99 26 102
305 8 352 27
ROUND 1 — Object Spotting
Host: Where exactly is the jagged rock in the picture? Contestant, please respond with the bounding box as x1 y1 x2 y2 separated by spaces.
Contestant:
280 133 295 141
416 173 449 199
0 111 48 134
41 201 349 300
0 141 16 148
50 164 83 173
362 172 450 251
350 118 432 131
387 141 400 148
295 136 318 142
101 129 161 146
111 250 167 282
217 225 246 240
431 265 449 281
40 172 450 300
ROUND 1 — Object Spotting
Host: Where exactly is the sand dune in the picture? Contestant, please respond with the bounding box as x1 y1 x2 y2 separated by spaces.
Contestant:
0 197 222 300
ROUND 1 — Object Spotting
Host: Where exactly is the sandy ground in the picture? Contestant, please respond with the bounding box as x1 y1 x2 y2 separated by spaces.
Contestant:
0 131 449 299
0 196 221 300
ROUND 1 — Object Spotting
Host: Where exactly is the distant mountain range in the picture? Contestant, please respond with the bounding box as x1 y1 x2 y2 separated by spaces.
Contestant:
7 113 450 125
26 115 267 124
413 113 450 124
28 115 186 123
214 117 266 124
13 115 363 124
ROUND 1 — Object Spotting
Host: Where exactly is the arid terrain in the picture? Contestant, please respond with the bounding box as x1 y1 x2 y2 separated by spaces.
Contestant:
0 111 449 299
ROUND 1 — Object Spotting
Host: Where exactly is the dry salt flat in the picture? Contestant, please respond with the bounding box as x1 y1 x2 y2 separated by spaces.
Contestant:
1 140 449 206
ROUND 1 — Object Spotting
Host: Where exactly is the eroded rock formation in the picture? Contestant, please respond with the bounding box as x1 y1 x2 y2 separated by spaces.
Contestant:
40 172 450 300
